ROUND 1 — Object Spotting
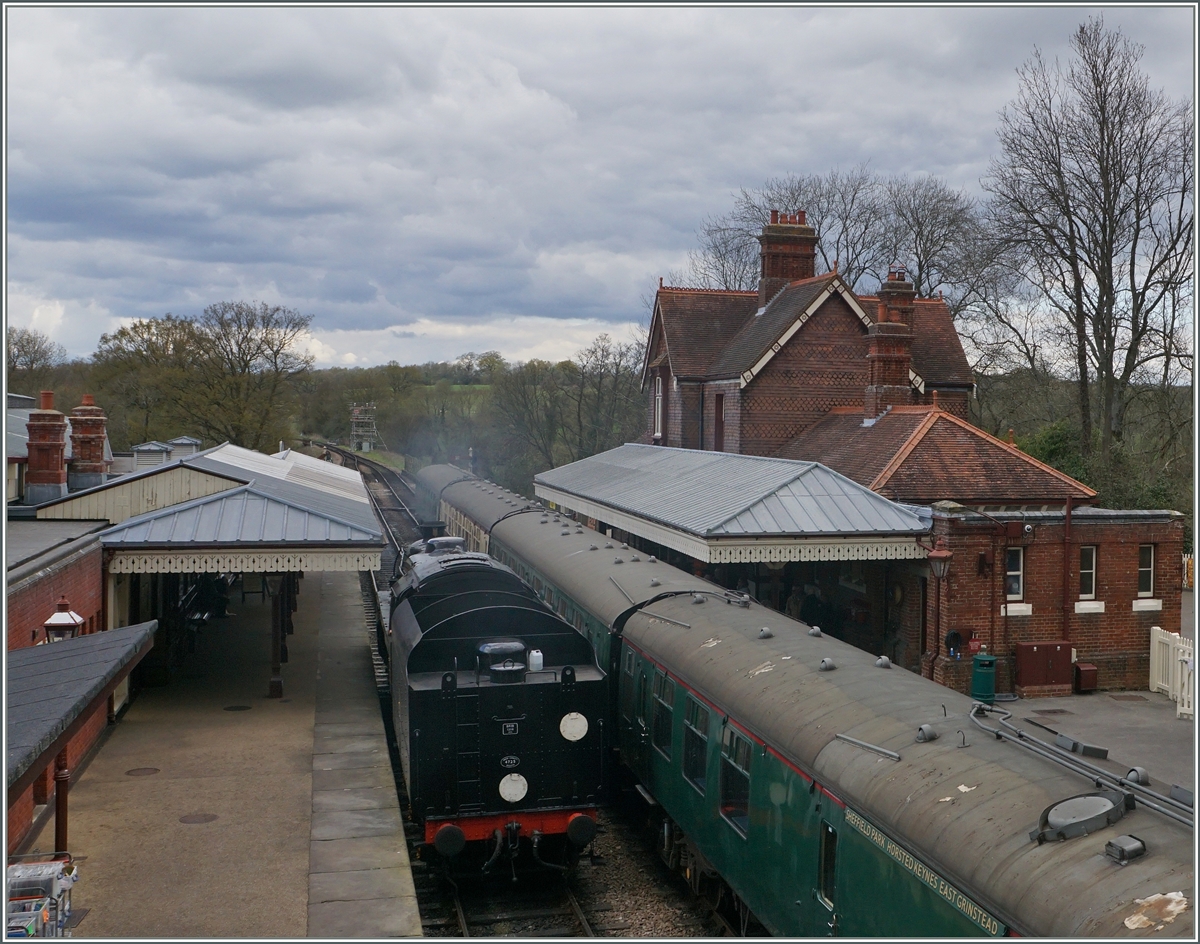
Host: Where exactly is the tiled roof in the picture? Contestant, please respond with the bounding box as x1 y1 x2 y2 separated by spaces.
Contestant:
654 288 758 378
779 408 1095 504
777 408 929 485
706 275 838 379
857 295 974 387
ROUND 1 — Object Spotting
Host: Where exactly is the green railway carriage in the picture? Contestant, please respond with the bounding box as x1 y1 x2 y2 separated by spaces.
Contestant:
412 464 1195 938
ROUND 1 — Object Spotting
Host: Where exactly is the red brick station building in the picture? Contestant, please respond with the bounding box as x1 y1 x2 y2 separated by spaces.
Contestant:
630 211 1183 696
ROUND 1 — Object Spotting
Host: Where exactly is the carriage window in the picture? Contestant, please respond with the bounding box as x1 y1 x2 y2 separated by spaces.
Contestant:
623 649 635 676
720 726 752 836
818 822 838 906
683 698 709 793
637 673 647 722
652 672 674 759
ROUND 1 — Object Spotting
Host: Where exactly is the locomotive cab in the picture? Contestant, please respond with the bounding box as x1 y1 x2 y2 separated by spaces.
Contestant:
389 550 606 872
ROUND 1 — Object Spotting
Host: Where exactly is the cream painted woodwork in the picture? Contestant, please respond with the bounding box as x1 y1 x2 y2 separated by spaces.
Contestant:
36 467 242 524
107 549 382 574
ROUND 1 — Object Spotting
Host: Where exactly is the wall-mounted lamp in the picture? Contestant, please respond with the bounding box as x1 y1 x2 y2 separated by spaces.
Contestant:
44 596 85 642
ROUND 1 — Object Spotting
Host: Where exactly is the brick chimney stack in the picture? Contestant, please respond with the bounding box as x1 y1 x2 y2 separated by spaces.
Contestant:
864 265 916 420
757 209 818 307
69 393 110 491
24 390 69 504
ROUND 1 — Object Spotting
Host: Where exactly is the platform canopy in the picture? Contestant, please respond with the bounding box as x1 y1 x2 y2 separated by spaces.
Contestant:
534 444 930 564
7 622 156 798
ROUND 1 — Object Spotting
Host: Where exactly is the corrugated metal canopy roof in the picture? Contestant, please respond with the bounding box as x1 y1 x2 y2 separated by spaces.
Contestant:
534 444 926 537
99 484 382 547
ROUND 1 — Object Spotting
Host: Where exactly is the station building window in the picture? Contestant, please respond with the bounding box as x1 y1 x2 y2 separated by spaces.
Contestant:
720 726 752 836
683 698 709 793
1005 547 1024 600
1079 546 1097 599
1138 545 1155 597
652 671 674 759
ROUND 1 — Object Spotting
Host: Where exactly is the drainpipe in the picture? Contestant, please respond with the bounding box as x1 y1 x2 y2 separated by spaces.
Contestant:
699 385 705 451
1061 496 1073 641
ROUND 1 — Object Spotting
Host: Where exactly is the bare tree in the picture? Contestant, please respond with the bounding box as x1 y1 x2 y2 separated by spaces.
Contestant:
6 326 67 393
881 175 981 308
983 17 1194 462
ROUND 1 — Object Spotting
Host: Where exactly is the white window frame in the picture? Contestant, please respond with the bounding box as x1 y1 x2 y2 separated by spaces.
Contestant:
1079 545 1097 600
1138 544 1154 598
653 376 663 440
1005 546 1024 601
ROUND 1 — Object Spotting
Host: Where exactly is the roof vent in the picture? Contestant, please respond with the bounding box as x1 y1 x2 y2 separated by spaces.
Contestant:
808 626 822 637
561 530 570 536
630 554 640 561
691 594 705 605
875 656 892 669
613 557 624 564
605 543 613 549
1030 790 1131 844
648 556 657 563
621 543 628 549
1105 835 1147 864
819 658 836 671
1127 767 1150 786
650 578 660 587
916 724 938 742
588 545 598 551
758 627 774 639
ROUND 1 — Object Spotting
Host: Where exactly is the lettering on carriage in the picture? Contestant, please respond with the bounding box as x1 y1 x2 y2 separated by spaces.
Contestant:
843 809 1001 936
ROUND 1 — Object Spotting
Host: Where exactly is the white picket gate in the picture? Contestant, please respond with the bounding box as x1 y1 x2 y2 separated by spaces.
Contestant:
1149 625 1194 720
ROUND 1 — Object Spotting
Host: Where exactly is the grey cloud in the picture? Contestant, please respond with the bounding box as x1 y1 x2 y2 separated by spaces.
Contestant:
6 7 1193 363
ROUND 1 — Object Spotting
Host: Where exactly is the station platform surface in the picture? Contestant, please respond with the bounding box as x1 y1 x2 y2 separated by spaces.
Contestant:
22 570 420 938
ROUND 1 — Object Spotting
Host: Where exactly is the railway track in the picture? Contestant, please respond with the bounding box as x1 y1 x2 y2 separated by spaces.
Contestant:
324 443 738 936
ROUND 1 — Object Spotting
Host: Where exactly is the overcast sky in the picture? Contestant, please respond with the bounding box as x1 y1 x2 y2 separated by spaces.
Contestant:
5 6 1195 368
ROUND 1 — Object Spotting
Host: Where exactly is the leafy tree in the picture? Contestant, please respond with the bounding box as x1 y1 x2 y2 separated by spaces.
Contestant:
94 301 313 451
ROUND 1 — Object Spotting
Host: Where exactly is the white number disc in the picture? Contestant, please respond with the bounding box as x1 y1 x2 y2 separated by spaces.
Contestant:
560 712 588 742
499 773 529 803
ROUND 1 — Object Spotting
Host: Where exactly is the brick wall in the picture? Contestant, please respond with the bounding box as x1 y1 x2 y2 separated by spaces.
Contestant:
925 514 1184 695
739 295 877 456
7 544 104 650
6 543 109 853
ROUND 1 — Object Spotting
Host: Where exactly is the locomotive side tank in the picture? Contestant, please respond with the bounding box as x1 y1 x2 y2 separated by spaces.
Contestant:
389 540 605 870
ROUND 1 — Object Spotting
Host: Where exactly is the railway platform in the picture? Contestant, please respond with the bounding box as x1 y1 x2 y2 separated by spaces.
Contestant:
19 570 420 938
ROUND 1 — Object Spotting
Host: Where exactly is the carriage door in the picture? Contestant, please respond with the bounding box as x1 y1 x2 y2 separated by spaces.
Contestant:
630 668 650 774
812 820 840 935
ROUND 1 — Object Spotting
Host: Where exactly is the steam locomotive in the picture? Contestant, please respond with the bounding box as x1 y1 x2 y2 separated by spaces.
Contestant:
389 536 605 874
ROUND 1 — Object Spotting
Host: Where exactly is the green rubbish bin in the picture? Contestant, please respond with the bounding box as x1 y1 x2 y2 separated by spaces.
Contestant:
971 650 997 705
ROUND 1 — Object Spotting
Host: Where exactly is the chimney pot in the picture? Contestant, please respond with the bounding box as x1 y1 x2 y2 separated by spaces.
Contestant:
82 394 95 406
770 209 779 224
40 391 54 410
1008 429 1015 445
798 210 806 225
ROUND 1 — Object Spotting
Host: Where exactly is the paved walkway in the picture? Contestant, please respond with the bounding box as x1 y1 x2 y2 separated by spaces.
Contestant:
24 571 418 938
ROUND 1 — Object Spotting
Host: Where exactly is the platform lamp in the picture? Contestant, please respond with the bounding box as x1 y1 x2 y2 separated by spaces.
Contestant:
44 596 85 642
926 538 953 678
